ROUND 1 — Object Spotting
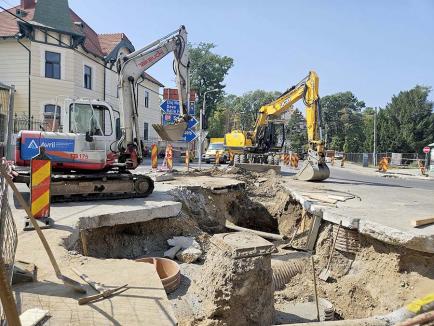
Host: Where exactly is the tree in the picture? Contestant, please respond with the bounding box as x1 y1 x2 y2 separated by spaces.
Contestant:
207 95 237 137
361 107 376 152
231 90 281 130
286 108 308 152
376 86 434 153
320 92 366 152
188 43 234 125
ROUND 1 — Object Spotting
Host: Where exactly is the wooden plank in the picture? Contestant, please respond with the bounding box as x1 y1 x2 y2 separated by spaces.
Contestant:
412 217 434 227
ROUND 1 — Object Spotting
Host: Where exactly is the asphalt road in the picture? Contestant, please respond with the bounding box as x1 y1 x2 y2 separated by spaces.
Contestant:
141 157 434 191
325 166 434 191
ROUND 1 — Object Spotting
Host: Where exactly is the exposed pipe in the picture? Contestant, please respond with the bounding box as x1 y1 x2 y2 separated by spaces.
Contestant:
225 220 287 241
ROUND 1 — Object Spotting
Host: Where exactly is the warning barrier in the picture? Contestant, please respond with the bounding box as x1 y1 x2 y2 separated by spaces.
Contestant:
166 144 173 171
290 154 299 168
417 159 426 176
151 144 158 170
215 151 221 166
340 155 346 168
283 154 290 166
378 156 389 172
30 147 51 220
185 150 190 171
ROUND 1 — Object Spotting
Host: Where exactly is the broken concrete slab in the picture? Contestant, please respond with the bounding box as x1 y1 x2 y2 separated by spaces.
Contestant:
235 162 281 173
77 200 182 230
151 172 175 182
281 165 434 253
164 245 181 259
211 232 275 259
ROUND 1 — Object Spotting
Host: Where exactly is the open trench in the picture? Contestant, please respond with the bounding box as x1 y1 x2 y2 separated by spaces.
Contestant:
64 169 434 325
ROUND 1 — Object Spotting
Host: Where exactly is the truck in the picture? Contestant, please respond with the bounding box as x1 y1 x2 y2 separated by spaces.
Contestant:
203 138 228 164
14 26 191 202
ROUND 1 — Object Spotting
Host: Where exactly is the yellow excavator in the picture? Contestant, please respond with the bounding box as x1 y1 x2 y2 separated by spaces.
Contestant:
224 71 329 181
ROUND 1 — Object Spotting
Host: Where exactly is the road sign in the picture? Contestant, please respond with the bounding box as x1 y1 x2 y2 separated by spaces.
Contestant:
160 99 180 114
423 146 430 154
187 117 198 129
162 113 177 125
183 129 198 142
160 100 196 115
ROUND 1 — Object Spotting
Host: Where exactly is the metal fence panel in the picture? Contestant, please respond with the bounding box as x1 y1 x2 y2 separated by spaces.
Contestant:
345 152 424 167
0 169 18 323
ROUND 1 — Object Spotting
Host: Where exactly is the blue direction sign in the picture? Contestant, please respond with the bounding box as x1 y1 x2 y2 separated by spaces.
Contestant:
160 100 195 115
183 128 198 142
160 99 180 114
187 117 198 129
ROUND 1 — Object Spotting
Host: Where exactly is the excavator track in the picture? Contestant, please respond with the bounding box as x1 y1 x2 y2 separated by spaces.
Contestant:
15 170 154 203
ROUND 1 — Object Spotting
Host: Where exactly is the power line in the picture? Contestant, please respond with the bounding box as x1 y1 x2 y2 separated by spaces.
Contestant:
0 2 165 97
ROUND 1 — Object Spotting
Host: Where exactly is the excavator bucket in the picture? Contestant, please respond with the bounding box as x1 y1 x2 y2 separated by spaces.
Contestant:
152 122 187 142
296 160 330 181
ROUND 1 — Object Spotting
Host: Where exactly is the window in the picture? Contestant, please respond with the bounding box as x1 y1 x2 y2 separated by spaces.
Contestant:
69 103 112 136
43 104 61 131
143 122 149 140
45 51 61 79
84 65 92 89
144 90 149 108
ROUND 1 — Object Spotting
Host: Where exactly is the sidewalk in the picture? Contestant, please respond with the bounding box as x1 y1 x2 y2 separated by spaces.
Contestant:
342 162 433 180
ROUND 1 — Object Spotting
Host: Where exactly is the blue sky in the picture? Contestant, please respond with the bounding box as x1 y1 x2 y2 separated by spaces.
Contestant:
7 0 434 108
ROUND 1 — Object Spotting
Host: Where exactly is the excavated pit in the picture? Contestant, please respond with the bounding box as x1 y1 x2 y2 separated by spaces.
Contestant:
63 168 434 324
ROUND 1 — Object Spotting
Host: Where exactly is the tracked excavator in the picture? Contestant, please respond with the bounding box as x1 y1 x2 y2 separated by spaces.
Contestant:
224 71 329 181
13 26 190 202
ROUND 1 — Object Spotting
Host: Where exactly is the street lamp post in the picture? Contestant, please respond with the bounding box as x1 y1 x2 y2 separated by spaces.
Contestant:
373 108 377 166
198 89 219 169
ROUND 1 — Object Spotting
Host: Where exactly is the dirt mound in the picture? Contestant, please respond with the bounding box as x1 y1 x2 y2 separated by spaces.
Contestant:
276 224 434 319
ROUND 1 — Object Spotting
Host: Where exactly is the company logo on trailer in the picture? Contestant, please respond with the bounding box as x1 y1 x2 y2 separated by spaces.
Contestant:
22 137 75 160
27 140 38 149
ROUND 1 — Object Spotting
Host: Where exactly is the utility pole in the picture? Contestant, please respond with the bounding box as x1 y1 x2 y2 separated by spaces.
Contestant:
199 89 219 169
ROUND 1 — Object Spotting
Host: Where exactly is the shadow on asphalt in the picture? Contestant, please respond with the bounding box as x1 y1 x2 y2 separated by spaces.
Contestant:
323 177 413 189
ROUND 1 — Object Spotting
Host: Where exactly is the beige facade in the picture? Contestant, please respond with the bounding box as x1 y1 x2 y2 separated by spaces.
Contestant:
0 24 162 143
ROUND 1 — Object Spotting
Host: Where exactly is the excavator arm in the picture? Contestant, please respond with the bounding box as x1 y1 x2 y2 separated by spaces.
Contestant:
116 26 190 168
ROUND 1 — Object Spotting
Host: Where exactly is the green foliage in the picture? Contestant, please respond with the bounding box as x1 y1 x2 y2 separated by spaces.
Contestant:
230 90 281 130
376 86 434 153
188 43 234 120
207 90 281 137
320 92 366 152
207 95 238 137
286 108 308 152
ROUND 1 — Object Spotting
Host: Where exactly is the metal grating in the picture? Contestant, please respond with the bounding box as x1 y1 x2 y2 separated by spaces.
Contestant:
0 165 18 324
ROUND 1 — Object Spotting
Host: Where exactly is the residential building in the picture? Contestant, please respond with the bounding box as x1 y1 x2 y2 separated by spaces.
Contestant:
0 0 164 143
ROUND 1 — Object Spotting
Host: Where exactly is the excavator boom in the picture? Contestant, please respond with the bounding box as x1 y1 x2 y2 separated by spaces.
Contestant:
117 25 190 155
225 71 329 181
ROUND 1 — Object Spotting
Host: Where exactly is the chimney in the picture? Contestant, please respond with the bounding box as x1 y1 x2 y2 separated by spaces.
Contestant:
21 0 36 9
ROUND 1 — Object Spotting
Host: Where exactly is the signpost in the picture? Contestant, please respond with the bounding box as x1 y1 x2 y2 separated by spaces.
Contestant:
160 100 197 143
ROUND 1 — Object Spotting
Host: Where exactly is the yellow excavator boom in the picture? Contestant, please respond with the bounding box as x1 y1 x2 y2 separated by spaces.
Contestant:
225 71 329 181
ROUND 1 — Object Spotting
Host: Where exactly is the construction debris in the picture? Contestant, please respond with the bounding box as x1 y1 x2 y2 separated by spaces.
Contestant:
176 247 202 263
12 261 37 284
